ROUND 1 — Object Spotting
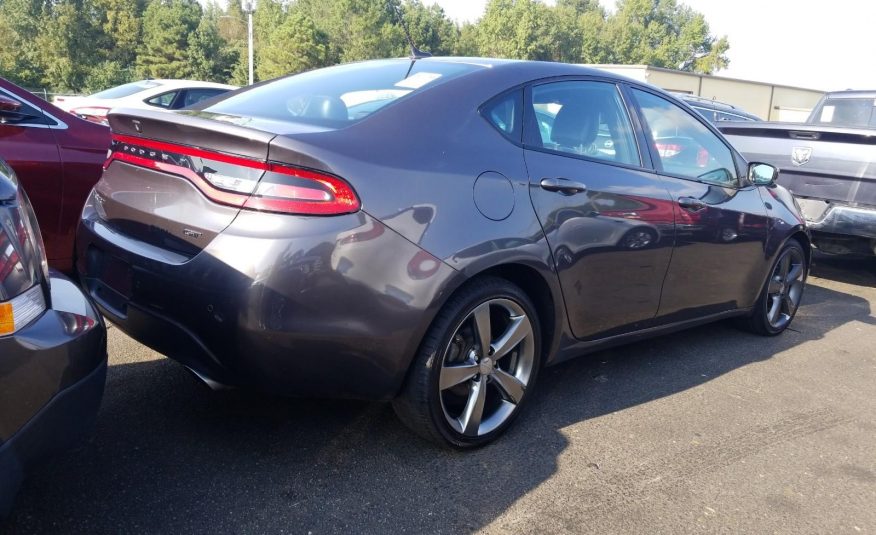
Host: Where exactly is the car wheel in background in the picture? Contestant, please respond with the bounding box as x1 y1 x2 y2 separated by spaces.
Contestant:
393 277 542 448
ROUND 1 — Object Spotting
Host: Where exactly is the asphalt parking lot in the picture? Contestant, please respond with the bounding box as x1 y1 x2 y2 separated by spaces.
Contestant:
4 253 875 534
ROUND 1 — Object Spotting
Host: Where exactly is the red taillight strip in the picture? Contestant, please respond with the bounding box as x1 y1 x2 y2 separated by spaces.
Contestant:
105 151 250 207
106 134 361 215
112 133 269 170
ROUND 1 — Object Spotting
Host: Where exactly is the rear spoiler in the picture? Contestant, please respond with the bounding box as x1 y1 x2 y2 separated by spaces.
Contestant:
107 107 276 161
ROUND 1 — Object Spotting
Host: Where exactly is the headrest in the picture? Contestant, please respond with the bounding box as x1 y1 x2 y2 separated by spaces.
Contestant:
551 100 600 149
303 95 348 121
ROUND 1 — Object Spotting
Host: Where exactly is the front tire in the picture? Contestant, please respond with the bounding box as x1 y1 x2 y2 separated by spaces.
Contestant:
740 239 807 336
393 277 542 448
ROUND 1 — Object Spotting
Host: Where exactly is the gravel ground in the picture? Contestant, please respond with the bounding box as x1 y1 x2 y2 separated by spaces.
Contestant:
3 253 875 534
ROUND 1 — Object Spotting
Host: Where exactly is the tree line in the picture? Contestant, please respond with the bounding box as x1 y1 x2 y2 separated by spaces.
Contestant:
0 0 730 94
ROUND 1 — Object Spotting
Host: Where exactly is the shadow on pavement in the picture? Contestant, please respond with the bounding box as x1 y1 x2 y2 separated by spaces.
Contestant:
3 272 874 533
810 252 876 287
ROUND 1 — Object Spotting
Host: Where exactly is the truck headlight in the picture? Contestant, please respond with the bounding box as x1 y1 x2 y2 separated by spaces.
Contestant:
0 285 46 335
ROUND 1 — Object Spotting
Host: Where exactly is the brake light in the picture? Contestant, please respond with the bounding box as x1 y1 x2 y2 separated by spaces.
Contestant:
106 134 360 215
655 143 682 158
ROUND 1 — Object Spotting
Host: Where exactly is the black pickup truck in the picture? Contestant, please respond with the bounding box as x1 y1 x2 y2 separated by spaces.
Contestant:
718 90 876 256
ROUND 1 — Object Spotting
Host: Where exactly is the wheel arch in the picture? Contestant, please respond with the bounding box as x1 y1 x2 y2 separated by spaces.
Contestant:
394 260 566 398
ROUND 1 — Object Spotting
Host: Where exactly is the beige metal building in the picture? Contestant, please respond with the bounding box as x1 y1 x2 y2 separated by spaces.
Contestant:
589 64 824 122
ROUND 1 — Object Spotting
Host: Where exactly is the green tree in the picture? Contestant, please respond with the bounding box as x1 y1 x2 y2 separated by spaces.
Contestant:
0 0 46 89
397 1 459 56
136 0 202 79
187 5 230 82
602 0 729 73
454 22 480 56
476 0 559 61
257 12 329 80
33 0 97 92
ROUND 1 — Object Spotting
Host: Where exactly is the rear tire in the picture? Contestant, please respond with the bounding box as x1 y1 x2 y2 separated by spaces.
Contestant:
393 277 541 449
739 239 807 336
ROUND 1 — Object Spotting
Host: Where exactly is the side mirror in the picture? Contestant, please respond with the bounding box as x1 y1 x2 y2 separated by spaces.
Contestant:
0 95 23 113
749 162 778 186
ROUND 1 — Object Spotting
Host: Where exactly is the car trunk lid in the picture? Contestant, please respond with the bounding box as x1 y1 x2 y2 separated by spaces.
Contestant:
97 108 356 256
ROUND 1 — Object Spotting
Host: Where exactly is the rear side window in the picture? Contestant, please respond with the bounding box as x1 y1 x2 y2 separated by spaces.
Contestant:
146 91 178 109
201 60 483 127
482 90 523 142
91 80 160 99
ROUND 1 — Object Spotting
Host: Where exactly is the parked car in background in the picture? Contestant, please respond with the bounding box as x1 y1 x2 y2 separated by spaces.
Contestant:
675 93 762 123
0 78 110 272
77 58 809 449
0 158 107 516
54 79 237 125
719 89 876 256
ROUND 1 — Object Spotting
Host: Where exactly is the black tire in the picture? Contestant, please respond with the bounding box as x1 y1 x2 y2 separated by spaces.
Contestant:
739 238 808 336
392 276 542 449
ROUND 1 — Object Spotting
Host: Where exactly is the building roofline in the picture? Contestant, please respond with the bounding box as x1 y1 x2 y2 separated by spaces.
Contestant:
586 64 825 94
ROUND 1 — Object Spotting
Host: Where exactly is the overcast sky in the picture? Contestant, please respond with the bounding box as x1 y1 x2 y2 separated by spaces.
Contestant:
423 0 876 91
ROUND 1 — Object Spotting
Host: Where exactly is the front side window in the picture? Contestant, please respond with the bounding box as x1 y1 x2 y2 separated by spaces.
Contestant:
527 80 640 166
180 88 228 109
632 88 738 187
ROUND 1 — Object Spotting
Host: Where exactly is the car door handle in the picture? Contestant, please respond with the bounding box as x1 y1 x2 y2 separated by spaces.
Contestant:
540 178 587 195
677 197 707 212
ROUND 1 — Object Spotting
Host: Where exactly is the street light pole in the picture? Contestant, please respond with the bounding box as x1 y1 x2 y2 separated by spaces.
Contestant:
247 9 254 86
240 0 257 85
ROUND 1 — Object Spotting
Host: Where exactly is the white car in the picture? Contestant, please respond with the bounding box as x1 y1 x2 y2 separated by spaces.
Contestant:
53 79 237 124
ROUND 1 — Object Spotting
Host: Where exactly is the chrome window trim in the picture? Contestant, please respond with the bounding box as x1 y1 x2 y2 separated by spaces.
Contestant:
0 87 69 130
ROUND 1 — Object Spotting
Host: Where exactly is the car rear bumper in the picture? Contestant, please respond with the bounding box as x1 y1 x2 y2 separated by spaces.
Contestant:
0 272 107 515
76 206 457 401
798 199 876 239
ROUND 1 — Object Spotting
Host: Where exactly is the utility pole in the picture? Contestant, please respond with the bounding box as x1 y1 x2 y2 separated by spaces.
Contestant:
243 1 256 86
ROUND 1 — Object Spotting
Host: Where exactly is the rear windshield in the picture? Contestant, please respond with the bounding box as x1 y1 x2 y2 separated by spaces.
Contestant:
91 80 161 99
812 98 876 128
201 60 482 127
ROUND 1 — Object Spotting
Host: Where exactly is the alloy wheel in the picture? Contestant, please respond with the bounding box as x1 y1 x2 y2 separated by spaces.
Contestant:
438 298 536 437
765 247 805 330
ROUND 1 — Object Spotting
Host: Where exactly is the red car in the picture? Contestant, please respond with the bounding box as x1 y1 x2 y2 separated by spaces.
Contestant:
0 78 109 272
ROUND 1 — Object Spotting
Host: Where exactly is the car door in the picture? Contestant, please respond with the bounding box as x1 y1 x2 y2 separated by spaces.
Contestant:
627 87 770 321
523 79 676 340
0 87 65 260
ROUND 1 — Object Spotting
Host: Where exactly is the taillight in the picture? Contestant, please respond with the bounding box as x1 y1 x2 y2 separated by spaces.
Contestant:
71 106 111 125
696 147 710 167
106 134 360 216
655 143 682 158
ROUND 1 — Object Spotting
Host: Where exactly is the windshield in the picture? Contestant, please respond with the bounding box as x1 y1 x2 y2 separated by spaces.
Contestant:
812 98 876 128
91 80 161 99
201 59 483 127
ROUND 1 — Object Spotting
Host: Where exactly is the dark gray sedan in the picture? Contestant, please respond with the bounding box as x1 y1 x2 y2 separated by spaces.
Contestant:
76 58 809 448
